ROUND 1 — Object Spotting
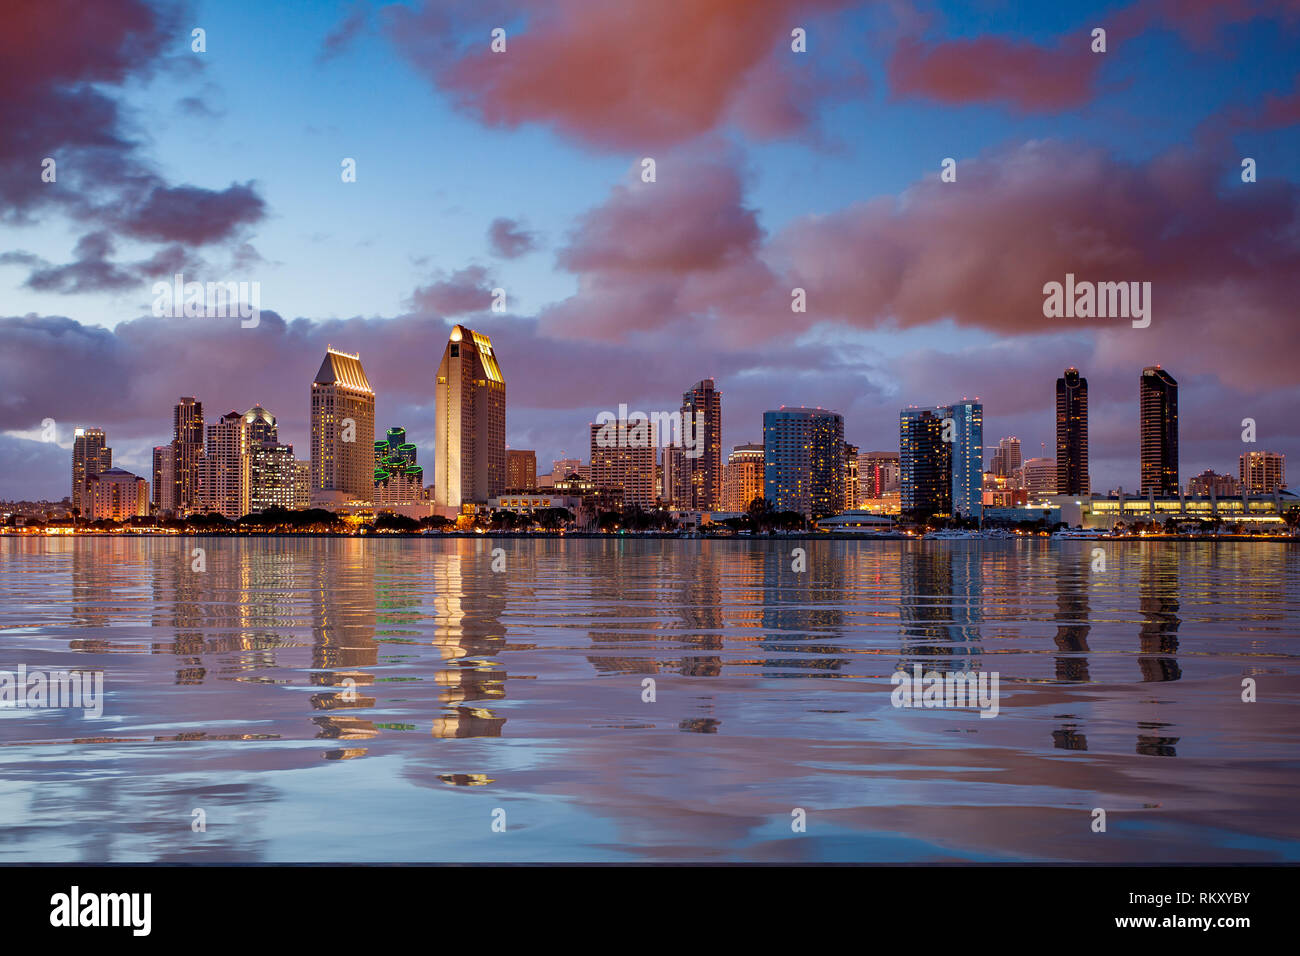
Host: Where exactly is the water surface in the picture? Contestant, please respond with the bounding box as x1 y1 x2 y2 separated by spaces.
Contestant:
1 537 1296 862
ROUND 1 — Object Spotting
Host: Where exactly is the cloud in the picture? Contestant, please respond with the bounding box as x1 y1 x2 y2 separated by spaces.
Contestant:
536 139 1300 393
487 218 538 259
0 0 267 287
889 36 1098 111
383 0 860 149
407 265 496 315
318 2 370 63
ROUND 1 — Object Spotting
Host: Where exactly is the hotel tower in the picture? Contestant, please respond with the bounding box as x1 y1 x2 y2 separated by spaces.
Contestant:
310 347 376 507
435 325 506 507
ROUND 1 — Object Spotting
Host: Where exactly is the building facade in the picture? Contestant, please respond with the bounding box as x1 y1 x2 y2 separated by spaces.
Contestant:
1055 367 1090 495
763 408 845 520
172 397 204 514
590 421 657 508
1139 366 1179 496
86 467 149 521
900 409 949 518
435 326 506 507
1023 457 1058 500
1240 451 1285 493
197 411 251 519
723 443 764 512
672 378 723 511
311 347 376 508
374 426 427 507
71 427 111 516
506 449 537 491
858 451 900 499
152 445 175 513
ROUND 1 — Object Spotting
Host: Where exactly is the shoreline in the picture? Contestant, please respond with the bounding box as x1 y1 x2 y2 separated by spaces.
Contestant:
2 530 1295 542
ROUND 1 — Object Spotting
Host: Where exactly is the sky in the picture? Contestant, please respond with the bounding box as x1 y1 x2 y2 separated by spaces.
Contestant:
1 0 1298 501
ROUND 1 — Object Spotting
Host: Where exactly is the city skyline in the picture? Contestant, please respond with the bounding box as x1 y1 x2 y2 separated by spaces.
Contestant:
1 2 1297 502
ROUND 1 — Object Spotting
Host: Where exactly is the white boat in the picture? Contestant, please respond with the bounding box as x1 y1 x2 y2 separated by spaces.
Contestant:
925 529 979 540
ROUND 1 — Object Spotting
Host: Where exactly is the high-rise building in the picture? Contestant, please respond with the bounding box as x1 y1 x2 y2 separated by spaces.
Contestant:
242 404 278 444
1022 457 1058 500
858 451 900 498
311 346 376 507
662 444 685 506
551 458 582 481
1139 366 1178 496
843 442 859 511
293 461 311 510
152 445 175 513
990 437 1022 480
374 426 426 507
722 443 764 512
197 411 251 519
71 427 111 516
900 409 950 518
506 449 537 491
172 397 204 513
590 421 657 508
86 468 148 521
672 379 723 511
435 325 506 507
947 401 983 519
1240 450 1286 493
1188 469 1240 497
762 408 845 520
1056 368 1090 495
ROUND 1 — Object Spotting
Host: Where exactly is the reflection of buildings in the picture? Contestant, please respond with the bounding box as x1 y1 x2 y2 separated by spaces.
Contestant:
1053 557 1091 684
1137 545 1181 683
898 545 982 668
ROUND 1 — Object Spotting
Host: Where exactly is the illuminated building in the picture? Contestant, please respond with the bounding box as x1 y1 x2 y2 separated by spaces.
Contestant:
196 411 250 519
71 427 111 515
900 409 949 518
723 442 764 512
989 437 1022 480
672 378 722 511
373 425 426 507
506 449 537 490
152 445 174 513
590 420 657 508
1139 366 1178 496
171 397 204 513
311 346 375 508
1240 450 1285 493
86 467 148 521
763 407 845 520
1023 457 1057 500
1188 470 1240 497
435 325 505 507
1055 368 1089 494
859 451 900 499
843 442 860 511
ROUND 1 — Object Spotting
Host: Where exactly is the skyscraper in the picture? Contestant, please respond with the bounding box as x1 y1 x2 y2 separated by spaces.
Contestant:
900 409 949 518
242 406 295 514
673 379 723 511
723 443 764 512
1139 366 1178 496
947 401 983 520
1055 367 1090 495
590 421 657 508
858 451 900 498
152 445 175 513
843 441 859 510
1240 450 1286 493
1023 457 1058 499
197 411 251 519
172 397 204 514
374 426 426 507
71 427 111 515
990 437 1022 480
311 347 376 507
506 449 537 490
435 325 505 507
762 408 845 520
